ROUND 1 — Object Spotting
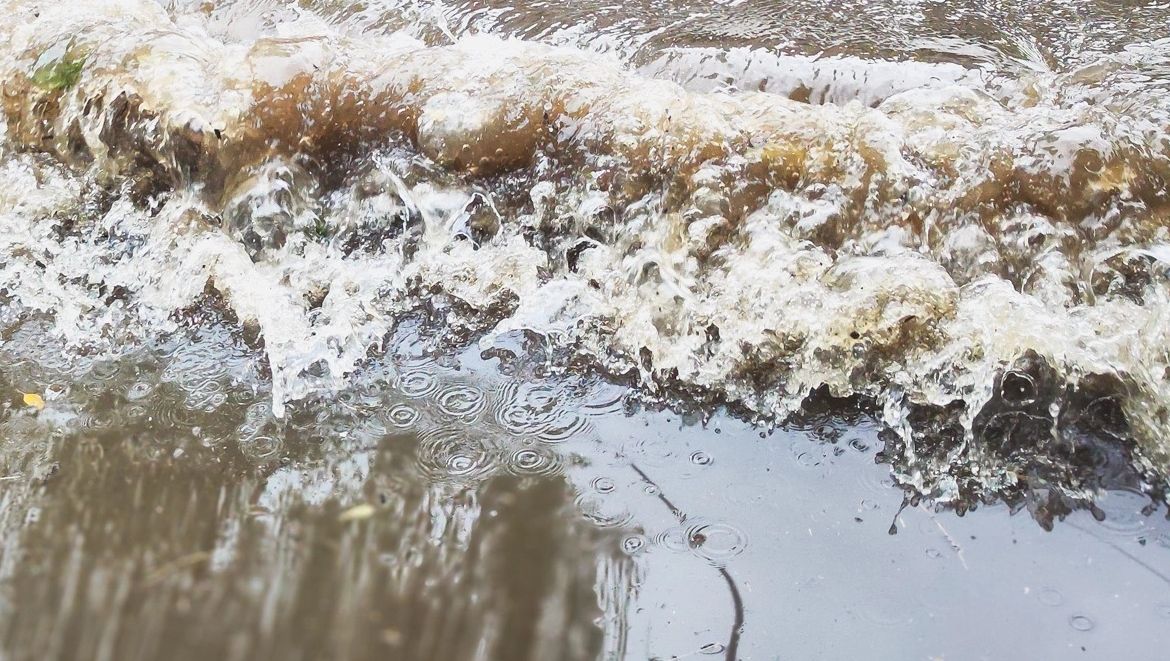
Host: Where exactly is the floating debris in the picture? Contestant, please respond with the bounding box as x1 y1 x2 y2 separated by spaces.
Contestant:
339 503 377 522
20 392 44 411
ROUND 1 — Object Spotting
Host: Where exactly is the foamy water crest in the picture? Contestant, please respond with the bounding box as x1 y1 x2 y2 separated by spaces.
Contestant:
2 0 1170 503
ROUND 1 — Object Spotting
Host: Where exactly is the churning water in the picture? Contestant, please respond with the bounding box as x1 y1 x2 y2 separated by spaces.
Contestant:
2 1 1170 659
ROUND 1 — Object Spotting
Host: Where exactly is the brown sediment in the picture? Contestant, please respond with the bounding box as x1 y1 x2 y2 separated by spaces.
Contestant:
2 0 1170 501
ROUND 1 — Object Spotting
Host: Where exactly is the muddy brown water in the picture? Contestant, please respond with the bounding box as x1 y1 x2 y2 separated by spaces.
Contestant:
4 0 1170 659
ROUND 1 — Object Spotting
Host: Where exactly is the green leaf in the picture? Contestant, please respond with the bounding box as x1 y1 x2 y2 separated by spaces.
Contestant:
31 56 84 92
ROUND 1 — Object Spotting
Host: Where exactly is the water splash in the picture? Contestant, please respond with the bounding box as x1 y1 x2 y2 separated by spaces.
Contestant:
2 0 1170 503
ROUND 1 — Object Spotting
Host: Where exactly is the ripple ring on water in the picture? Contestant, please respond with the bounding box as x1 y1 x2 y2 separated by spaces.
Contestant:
436 383 487 420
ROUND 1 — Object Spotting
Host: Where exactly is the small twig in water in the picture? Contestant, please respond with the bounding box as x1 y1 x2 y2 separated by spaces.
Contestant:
933 518 969 571
143 551 211 586
630 463 744 661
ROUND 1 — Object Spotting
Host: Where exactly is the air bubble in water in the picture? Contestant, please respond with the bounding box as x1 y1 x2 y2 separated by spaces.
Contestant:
126 381 153 401
621 535 647 555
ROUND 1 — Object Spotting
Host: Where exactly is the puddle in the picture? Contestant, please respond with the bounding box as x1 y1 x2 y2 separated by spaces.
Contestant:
1 322 1168 659
3 1 1170 658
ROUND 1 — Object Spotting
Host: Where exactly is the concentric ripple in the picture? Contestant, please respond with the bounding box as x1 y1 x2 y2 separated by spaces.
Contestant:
396 370 440 399
239 435 283 460
435 383 487 421
414 426 501 483
493 380 592 443
573 493 634 529
1093 490 1153 539
385 403 421 429
653 526 693 553
504 446 565 477
683 519 748 565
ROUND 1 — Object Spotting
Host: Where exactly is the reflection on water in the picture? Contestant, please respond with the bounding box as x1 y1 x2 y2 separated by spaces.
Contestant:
0 320 616 660
4 0 1170 658
2 317 1170 659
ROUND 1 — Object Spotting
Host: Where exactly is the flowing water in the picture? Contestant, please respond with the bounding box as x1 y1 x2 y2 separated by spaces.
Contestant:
2 1 1170 659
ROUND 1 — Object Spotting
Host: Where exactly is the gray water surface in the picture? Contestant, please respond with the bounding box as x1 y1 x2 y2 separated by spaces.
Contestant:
1 322 1167 660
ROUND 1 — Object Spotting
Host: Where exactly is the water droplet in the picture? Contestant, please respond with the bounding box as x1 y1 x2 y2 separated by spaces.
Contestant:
574 494 632 529
414 426 499 483
126 381 153 401
690 451 713 466
505 446 563 477
592 476 616 494
494 380 590 442
621 535 647 555
683 520 748 565
449 454 474 472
